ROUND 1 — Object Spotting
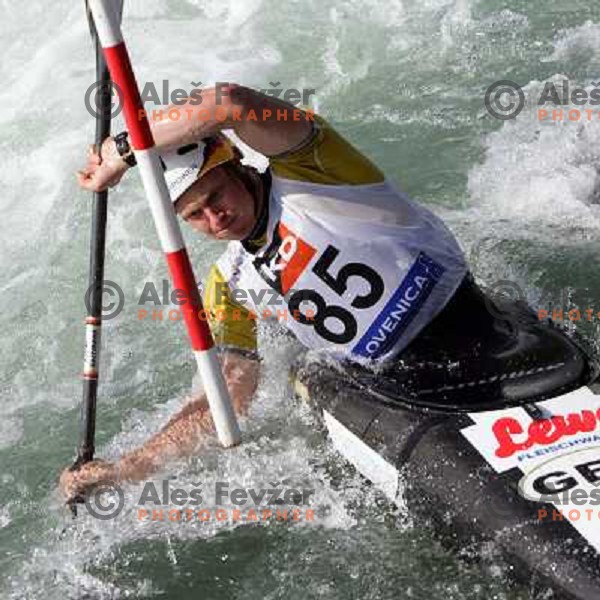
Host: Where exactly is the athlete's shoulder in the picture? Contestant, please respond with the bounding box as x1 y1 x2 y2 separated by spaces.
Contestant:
268 114 385 186
203 256 257 355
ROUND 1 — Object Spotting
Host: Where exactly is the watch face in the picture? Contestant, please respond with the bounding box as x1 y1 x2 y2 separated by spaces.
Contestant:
116 133 129 153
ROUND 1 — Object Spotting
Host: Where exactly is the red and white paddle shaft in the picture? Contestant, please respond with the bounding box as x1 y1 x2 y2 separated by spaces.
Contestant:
88 0 240 447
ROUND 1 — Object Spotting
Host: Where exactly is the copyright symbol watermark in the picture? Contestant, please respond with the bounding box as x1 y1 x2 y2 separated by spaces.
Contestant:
85 480 125 520
84 280 125 320
484 80 525 120
84 79 123 120
488 280 526 303
485 279 526 322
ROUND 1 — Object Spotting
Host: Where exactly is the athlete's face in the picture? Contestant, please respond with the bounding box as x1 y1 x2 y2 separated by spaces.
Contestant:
175 165 257 241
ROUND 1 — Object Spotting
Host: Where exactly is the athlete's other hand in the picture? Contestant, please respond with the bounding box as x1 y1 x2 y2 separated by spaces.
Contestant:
59 459 118 501
76 137 129 193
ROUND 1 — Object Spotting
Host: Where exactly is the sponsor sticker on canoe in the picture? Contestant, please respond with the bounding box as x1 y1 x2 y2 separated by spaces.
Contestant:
460 386 600 474
517 446 600 503
461 386 600 551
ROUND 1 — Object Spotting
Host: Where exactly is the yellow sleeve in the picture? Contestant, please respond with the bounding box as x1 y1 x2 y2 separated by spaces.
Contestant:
203 264 258 355
269 114 385 186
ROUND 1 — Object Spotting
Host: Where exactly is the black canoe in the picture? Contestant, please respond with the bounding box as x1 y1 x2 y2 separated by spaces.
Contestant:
291 291 600 599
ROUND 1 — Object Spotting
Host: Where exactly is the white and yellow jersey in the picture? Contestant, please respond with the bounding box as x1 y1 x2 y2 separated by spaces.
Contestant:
202 115 467 363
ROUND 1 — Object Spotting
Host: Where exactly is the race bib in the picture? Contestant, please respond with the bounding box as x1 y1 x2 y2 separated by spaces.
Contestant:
250 218 446 360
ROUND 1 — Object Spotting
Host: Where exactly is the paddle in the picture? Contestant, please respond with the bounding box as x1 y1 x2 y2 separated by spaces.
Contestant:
67 0 123 515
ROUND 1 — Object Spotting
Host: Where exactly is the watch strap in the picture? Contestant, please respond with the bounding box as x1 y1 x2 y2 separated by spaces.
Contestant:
114 131 137 167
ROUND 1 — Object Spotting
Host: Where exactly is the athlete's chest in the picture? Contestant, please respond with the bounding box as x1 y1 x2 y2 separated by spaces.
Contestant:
229 197 446 360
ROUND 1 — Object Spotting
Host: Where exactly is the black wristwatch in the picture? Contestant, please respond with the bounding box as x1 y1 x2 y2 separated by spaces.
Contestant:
114 131 137 167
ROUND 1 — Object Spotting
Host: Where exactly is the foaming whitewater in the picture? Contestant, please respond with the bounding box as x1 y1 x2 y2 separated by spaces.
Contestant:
544 20 600 73
462 19 600 299
468 78 600 230
7 330 394 600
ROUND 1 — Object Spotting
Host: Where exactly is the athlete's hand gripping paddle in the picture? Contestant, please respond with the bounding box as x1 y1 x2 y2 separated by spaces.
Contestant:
66 1 124 516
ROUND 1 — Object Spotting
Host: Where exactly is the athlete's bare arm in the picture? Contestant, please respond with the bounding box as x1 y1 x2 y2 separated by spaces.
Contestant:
60 352 259 499
77 84 313 192
151 84 314 156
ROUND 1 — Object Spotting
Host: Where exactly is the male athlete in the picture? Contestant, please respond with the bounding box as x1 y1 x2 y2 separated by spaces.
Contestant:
60 84 470 497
